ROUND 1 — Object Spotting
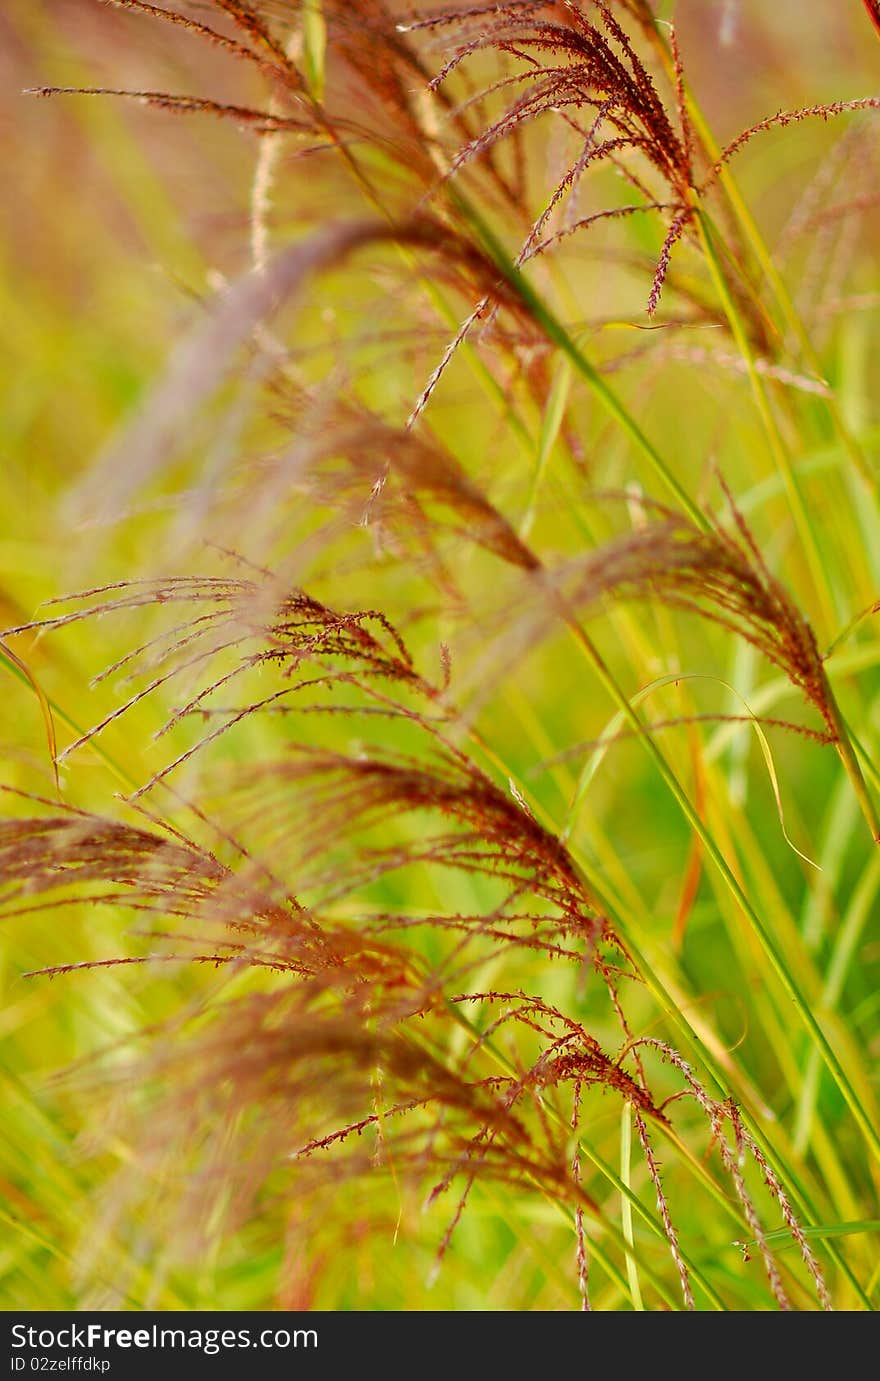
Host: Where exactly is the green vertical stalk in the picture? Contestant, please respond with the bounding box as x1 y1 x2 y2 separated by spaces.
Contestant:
794 854 880 1153
494 751 873 1304
696 212 880 842
695 130 876 494
448 189 710 531
449 187 880 1143
639 8 876 492
561 613 880 1168
692 209 836 623
457 184 880 848
620 1106 645 1310
437 1001 724 1309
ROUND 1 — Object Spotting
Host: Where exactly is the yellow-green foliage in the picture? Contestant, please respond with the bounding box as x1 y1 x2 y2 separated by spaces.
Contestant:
2 0 880 1311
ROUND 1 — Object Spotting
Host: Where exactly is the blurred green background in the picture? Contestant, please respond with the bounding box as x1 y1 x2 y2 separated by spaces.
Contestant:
2 0 879 1310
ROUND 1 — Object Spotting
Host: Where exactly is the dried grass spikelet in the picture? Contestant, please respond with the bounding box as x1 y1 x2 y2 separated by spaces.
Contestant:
634 1039 832 1311
37 0 880 349
235 742 603 933
70 979 619 1291
2 569 836 1307
473 492 837 742
312 0 529 201
401 0 880 329
0 789 346 981
36 0 527 216
705 91 880 188
282 406 540 573
64 214 537 528
24 0 697 390
409 1 690 190
3 572 445 787
579 509 832 733
1 571 606 949
403 0 697 311
0 766 646 1298
1 578 645 1286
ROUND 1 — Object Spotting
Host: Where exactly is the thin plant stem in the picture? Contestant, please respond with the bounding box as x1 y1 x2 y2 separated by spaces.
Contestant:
620 1105 645 1310
560 613 880 1168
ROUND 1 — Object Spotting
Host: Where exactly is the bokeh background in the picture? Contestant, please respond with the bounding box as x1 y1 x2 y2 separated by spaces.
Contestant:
2 0 879 1310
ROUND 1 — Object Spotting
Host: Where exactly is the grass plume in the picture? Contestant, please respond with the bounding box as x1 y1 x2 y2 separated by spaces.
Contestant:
4 0 880 1311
